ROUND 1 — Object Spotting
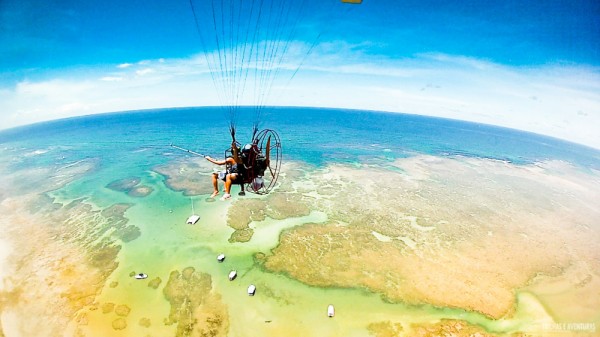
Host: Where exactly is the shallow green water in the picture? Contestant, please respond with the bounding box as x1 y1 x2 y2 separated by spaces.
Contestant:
55 170 555 336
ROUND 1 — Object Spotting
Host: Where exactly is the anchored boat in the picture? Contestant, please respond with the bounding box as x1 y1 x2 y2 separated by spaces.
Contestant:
186 197 200 224
134 273 148 280
327 304 335 317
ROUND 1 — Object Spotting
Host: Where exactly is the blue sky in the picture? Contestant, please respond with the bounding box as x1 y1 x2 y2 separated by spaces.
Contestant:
1 0 599 147
2 0 598 72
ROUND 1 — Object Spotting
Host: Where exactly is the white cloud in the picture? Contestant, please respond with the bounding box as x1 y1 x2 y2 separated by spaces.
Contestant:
1 47 599 149
100 76 124 82
58 102 89 114
135 68 154 76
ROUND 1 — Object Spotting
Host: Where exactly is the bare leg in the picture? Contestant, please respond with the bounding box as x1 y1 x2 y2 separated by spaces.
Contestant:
225 173 237 194
221 173 236 200
211 173 219 198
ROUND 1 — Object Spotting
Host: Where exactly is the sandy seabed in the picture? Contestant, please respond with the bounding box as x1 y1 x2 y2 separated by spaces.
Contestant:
1 152 599 337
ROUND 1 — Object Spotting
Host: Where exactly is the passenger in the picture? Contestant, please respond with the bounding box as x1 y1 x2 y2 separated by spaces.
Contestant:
205 142 244 200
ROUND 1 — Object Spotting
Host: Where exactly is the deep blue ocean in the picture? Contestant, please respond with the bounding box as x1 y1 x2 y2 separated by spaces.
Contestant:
1 107 599 173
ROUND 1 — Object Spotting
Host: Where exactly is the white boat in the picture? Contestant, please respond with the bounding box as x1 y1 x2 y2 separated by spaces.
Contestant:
186 215 200 224
327 304 335 317
217 253 225 262
247 284 256 296
186 198 200 224
135 273 148 280
228 270 237 281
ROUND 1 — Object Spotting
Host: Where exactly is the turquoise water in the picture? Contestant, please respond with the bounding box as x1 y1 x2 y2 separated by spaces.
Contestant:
2 107 599 172
2 107 599 336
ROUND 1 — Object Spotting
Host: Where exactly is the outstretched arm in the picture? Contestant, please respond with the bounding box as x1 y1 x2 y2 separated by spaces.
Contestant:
205 155 226 165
